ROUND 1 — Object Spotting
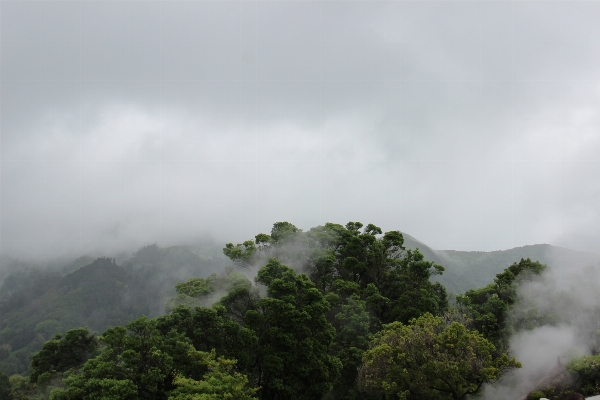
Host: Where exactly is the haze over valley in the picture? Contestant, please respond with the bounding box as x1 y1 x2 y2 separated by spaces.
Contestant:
2 1 600 399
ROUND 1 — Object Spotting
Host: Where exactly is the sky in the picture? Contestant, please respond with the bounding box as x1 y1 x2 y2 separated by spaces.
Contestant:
1 1 600 260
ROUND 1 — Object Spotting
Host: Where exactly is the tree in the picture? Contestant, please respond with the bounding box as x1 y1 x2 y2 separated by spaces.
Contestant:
223 221 449 399
168 346 258 400
566 354 600 397
8 374 38 400
359 313 520 400
49 317 195 400
157 304 258 373
165 270 253 312
223 242 257 268
30 327 98 385
224 221 448 327
456 258 546 349
0 371 13 400
245 258 341 400
329 297 373 400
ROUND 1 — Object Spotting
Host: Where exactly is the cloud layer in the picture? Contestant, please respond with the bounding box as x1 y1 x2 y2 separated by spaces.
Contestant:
2 1 600 259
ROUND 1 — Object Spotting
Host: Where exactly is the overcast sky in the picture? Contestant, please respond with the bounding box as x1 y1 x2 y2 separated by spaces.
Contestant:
1 1 600 259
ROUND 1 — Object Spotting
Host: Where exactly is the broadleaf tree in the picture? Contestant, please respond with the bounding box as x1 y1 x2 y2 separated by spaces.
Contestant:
359 313 520 400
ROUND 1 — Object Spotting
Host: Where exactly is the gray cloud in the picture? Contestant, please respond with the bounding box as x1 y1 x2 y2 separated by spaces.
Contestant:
2 1 600 260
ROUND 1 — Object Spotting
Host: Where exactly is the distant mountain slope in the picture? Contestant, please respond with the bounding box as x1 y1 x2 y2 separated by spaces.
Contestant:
1 233 597 376
402 234 600 294
0 245 223 375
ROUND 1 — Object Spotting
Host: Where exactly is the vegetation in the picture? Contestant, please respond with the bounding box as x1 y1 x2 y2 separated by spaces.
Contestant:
567 354 600 397
359 313 520 399
168 347 258 400
2 220 599 399
456 258 546 350
0 246 223 375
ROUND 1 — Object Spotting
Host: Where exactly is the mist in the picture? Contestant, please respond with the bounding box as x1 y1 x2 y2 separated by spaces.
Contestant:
480 255 600 399
2 1 600 263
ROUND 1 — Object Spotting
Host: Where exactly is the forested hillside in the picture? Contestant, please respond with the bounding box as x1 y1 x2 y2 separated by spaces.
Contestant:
0 245 224 376
1 222 598 399
402 234 600 294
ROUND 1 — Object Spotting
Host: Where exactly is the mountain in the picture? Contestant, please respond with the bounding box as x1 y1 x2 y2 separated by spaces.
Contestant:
402 233 600 294
1 233 598 376
0 244 225 375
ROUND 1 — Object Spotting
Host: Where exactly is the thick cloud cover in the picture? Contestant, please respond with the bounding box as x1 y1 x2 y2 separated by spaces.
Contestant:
2 1 600 259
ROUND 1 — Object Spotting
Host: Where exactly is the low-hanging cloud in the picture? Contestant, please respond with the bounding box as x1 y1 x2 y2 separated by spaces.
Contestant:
2 1 600 261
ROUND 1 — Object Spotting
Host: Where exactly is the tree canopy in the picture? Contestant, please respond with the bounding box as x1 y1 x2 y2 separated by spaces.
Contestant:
359 313 520 400
222 221 449 398
456 258 546 349
4 221 569 400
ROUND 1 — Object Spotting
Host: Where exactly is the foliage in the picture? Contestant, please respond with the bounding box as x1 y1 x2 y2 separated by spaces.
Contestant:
0 245 223 376
3 220 567 399
175 276 218 298
168 347 258 400
166 270 252 312
0 371 13 400
527 390 549 400
156 305 258 372
359 313 520 400
222 242 257 268
222 221 449 399
456 258 546 349
566 354 600 396
8 374 42 400
49 317 195 400
29 327 98 385
329 297 374 399
314 224 446 323
245 258 341 400
44 258 340 400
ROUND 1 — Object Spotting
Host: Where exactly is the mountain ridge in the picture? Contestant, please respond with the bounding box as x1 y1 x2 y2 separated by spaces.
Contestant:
401 233 600 294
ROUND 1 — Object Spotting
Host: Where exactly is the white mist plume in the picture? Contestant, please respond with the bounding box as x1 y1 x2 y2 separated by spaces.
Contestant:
481 252 600 400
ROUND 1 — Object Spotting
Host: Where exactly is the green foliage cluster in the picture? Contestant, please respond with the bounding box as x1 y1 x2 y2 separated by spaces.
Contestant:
169 347 258 400
37 256 338 400
527 386 586 400
0 371 12 399
223 221 450 399
359 313 520 400
29 328 98 385
4 220 568 400
567 354 600 396
456 258 546 349
166 270 252 312
7 221 454 399
0 246 223 376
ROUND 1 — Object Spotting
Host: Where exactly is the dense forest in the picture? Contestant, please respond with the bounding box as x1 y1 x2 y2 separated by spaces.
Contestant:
1 221 599 399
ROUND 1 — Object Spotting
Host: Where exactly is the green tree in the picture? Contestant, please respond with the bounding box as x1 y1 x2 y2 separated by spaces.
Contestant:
329 297 373 400
30 327 98 385
456 258 546 349
0 371 13 400
169 346 258 400
157 304 258 373
245 258 341 400
359 313 520 400
223 242 257 268
165 270 253 312
566 354 600 397
224 221 448 327
223 221 449 400
8 374 39 400
50 317 194 400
